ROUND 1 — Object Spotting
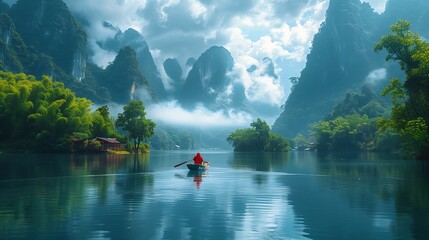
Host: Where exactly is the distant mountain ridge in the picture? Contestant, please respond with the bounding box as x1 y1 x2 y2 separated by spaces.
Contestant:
0 0 253 113
6 0 423 129
97 26 168 101
178 46 249 112
272 0 429 137
9 0 87 81
0 0 157 104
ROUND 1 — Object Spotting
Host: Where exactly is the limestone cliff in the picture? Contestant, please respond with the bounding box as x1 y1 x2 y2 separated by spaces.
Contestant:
271 0 427 137
98 27 167 100
10 0 87 81
102 46 155 104
179 46 235 109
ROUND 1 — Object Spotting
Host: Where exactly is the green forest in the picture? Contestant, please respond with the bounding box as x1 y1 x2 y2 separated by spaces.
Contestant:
0 71 154 153
227 119 290 152
310 20 429 159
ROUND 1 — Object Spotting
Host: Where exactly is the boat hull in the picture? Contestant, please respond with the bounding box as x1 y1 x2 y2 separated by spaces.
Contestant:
187 162 209 171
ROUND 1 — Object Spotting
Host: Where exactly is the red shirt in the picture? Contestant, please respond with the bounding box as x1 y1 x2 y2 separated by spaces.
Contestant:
193 154 204 164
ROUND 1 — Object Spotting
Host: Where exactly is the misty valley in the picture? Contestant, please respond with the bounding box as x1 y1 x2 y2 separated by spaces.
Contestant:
1 0 429 239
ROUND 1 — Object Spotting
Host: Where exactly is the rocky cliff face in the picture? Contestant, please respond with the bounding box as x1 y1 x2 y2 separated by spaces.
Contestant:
0 13 24 73
272 0 378 137
0 0 158 105
0 13 56 77
9 0 87 81
272 0 429 138
381 0 429 38
0 1 9 12
98 27 167 100
102 46 155 104
179 46 235 109
163 58 183 91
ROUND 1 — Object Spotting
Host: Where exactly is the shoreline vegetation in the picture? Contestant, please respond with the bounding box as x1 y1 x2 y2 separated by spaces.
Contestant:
227 119 290 152
0 71 154 154
0 21 428 159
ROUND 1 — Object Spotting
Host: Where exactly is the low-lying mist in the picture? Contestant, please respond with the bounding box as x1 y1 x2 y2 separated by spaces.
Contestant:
96 100 254 129
146 101 254 129
92 100 261 150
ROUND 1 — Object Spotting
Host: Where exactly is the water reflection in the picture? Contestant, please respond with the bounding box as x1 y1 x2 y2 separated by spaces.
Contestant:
230 152 291 172
187 170 208 189
0 152 428 239
283 152 429 240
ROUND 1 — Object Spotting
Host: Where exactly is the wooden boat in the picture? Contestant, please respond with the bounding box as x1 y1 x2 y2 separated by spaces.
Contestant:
187 161 210 171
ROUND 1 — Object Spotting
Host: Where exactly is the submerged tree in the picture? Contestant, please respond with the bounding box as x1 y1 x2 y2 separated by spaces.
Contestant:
116 100 156 152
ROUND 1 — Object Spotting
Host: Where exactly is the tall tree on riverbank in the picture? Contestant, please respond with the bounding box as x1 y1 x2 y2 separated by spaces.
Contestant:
375 20 429 159
116 100 155 152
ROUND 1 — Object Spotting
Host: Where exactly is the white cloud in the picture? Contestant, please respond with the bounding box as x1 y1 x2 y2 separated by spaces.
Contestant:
92 100 253 129
253 36 290 59
248 74 285 106
88 41 116 68
365 68 387 85
60 0 333 109
146 101 253 128
189 0 208 21
227 56 285 107
361 0 388 13
65 0 146 36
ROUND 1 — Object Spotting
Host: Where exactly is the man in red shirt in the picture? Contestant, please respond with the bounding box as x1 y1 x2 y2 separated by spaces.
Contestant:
193 152 204 165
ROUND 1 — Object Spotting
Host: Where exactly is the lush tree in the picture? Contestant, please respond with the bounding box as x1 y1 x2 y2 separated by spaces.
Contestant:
268 133 290 152
325 84 389 120
0 71 125 152
311 114 379 152
250 118 270 151
227 128 258 151
0 71 118 152
373 128 401 152
375 20 429 158
293 133 310 150
227 119 289 152
116 100 156 152
91 105 117 138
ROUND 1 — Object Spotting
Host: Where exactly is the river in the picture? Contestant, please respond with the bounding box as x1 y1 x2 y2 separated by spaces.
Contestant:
0 151 428 239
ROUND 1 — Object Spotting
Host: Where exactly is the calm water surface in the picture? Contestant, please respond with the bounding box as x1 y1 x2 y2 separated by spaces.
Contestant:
0 151 428 239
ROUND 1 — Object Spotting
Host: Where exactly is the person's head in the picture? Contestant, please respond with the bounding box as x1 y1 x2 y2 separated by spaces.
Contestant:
197 152 200 156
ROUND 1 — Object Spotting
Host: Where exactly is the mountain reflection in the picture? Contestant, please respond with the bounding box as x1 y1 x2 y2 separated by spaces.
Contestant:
0 152 428 239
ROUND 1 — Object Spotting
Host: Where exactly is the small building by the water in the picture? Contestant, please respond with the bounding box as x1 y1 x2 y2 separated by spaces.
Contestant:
95 137 124 151
71 137 125 152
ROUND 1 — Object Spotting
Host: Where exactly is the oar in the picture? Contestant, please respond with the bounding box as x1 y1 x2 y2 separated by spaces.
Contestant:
174 160 191 168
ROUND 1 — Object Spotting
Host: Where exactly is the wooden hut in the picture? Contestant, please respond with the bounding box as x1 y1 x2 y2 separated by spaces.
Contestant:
95 137 124 151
